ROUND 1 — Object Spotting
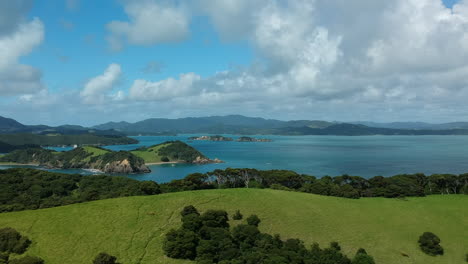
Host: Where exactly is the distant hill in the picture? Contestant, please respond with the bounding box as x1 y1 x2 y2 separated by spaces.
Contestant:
0 116 27 132
94 115 468 136
93 115 335 134
353 121 468 130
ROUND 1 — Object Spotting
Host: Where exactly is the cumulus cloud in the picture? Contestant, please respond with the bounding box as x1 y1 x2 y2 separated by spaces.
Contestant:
0 15 45 96
106 0 190 51
80 64 122 104
130 72 200 101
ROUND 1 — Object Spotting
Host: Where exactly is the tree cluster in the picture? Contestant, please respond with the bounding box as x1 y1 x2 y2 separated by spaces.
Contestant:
161 168 468 199
0 168 160 213
418 232 443 256
0 228 43 264
163 206 375 264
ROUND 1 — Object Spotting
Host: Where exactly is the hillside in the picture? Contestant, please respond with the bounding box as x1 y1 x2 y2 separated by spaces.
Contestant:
0 133 137 148
0 189 465 264
0 146 150 174
131 141 222 164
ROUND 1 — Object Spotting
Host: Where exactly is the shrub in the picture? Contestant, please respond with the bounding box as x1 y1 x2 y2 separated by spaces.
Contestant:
139 181 161 195
181 205 199 217
330 241 341 251
163 229 199 260
246 215 261 227
0 252 8 264
418 232 444 256
0 228 31 254
352 253 375 264
201 210 229 229
232 210 243 220
160 156 170 162
93 252 119 264
9 256 44 264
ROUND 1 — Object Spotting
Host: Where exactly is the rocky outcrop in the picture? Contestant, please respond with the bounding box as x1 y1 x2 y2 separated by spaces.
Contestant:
102 159 151 174
192 156 224 164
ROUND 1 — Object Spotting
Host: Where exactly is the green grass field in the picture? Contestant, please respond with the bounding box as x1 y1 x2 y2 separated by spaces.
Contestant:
0 189 466 264
82 146 111 162
131 143 169 163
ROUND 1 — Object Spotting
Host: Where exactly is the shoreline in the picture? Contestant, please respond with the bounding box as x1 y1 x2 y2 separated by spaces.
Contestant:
145 161 184 165
0 162 39 166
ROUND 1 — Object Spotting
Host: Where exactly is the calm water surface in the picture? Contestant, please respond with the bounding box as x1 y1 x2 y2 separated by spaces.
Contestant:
2 135 468 183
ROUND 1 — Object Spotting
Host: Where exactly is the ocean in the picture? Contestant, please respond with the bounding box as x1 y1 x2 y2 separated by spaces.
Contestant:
2 135 468 183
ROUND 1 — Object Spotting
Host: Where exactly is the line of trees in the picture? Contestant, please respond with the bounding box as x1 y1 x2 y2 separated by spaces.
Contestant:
161 168 468 198
163 205 375 264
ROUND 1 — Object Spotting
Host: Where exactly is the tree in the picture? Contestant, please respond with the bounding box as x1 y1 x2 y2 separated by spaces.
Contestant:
139 181 160 195
201 210 229 229
330 241 341 251
160 156 170 162
0 227 31 254
163 229 199 260
9 256 44 264
181 205 200 217
233 210 243 220
246 215 261 227
93 252 119 264
182 214 203 232
0 252 8 264
418 232 443 256
352 251 375 264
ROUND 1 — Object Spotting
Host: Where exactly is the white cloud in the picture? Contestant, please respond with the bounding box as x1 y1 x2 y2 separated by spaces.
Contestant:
0 17 45 96
106 0 189 51
129 73 200 100
80 64 122 104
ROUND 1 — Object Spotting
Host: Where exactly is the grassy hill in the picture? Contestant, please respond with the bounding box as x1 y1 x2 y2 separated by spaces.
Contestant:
0 189 465 264
131 141 208 164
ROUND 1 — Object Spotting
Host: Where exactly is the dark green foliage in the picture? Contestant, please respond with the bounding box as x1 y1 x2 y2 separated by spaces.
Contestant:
0 228 31 254
181 205 200 217
0 134 137 147
8 256 44 264
162 168 468 199
157 141 206 162
465 253 468 262
0 168 159 212
418 232 444 256
0 252 8 264
163 229 199 260
160 156 170 162
139 181 160 195
246 215 261 227
0 141 39 154
200 210 230 229
232 210 243 220
357 248 367 255
163 206 369 264
92 252 120 264
330 241 341 251
352 253 375 264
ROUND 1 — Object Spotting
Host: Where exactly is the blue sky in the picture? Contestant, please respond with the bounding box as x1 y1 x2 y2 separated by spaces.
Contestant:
1 0 468 126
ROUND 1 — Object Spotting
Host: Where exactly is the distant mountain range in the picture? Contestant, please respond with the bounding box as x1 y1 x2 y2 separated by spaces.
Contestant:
93 115 468 136
3 115 468 137
0 116 124 136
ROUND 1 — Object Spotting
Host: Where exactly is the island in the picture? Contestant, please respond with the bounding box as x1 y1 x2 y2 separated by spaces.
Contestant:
0 141 222 173
188 135 234 141
236 136 272 142
130 141 223 165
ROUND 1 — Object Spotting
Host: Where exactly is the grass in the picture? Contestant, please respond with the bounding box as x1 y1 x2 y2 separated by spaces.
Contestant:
131 143 169 163
82 146 110 162
0 189 466 264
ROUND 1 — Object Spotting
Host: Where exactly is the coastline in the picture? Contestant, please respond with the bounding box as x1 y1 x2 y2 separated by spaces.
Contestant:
145 161 184 166
0 162 39 166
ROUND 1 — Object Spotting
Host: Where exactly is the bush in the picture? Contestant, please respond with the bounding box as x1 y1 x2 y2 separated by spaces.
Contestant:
93 252 119 264
181 205 199 217
0 228 31 254
246 215 261 227
352 253 375 264
418 232 444 256
160 156 170 162
232 210 243 220
139 181 161 195
163 229 199 260
330 241 341 251
9 256 44 264
0 252 8 264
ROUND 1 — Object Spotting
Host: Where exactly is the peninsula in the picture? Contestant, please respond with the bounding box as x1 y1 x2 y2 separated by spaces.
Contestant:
0 141 222 173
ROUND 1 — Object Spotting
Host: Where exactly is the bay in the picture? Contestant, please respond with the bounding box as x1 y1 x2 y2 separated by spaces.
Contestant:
2 135 468 183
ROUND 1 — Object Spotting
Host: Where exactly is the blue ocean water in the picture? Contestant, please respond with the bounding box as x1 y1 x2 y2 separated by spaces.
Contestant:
3 135 468 183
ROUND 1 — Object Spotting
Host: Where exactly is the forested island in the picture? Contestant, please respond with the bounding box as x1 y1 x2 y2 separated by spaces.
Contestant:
188 135 272 142
0 141 222 173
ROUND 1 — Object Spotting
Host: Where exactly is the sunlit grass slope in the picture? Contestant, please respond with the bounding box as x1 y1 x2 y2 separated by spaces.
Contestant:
0 189 465 264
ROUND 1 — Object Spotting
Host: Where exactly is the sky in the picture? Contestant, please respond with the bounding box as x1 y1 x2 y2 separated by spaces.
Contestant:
0 0 467 126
